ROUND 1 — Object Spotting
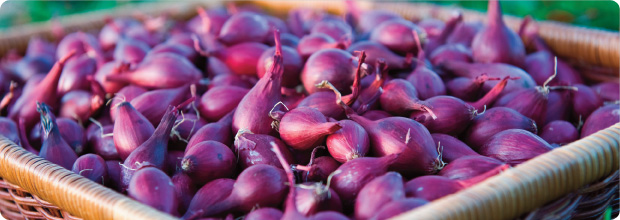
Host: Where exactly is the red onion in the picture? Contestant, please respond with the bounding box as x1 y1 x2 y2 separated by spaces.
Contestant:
280 33 300 48
234 129 295 170
19 118 40 154
326 120 369 163
181 141 235 186
106 53 201 89
330 155 398 209
471 0 525 67
405 33 446 100
362 110 391 121
187 112 233 149
464 107 537 149
9 51 76 130
544 90 571 125
581 104 620 138
105 160 122 191
56 32 104 64
357 10 400 33
379 79 435 118
57 53 98 95
355 172 405 220
55 118 86 155
121 106 179 189
190 7 230 35
297 33 345 59
0 117 20 145
278 107 342 151
591 82 619 102
301 49 359 94
113 38 150 65
539 120 578 145
232 31 284 135
257 44 303 88
148 43 197 62
246 208 283 220
182 178 235 219
441 61 536 96
424 12 462 54
298 154 340 183
113 101 154 160
438 155 505 180
370 19 425 54
199 86 248 122
430 134 479 163
293 182 343 216
281 88 305 109
170 114 206 145
13 56 53 81
109 85 147 122
286 8 325 37
405 164 509 201
128 167 178 215
37 103 78 169
131 85 191 125
347 41 411 70
72 153 107 184
429 43 472 66
479 129 553 166
59 78 105 123
310 18 354 45
219 12 269 45
446 21 483 46
354 60 388 114
411 96 478 135
166 150 185 175
212 42 269 76
26 37 56 60
446 74 500 101
467 76 512 111
208 74 254 89
372 198 428 220
571 84 603 121
171 172 197 215
198 164 287 217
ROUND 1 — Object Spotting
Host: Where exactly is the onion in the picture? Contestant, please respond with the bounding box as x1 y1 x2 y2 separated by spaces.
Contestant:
418 18 445 39
430 134 479 163
357 10 400 33
370 19 425 54
539 120 578 145
326 120 369 163
372 198 428 220
199 86 248 122
234 129 295 170
166 150 184 175
112 101 154 160
113 38 150 65
182 178 235 219
591 82 619 102
544 90 571 125
208 74 254 89
37 103 78 170
410 96 477 135
280 33 300 48
181 141 235 185
109 85 147 122
190 7 230 35
245 208 283 220
106 53 201 89
121 106 179 190
13 56 53 81
232 31 284 135
198 164 287 217
379 79 434 117
170 114 206 145
362 110 391 121
441 60 536 96
278 107 342 151
219 12 270 45
478 129 553 166
405 31 446 100
446 74 500 102
56 118 86 155
571 84 603 121
187 111 234 149
130 85 191 125
293 182 343 216
213 42 269 76
471 0 525 67
257 44 303 88
438 155 505 180
171 172 197 215
297 153 340 183
330 155 397 210
301 49 358 94
347 41 411 70
354 172 405 220
297 33 345 59
105 160 122 191
310 18 354 45
424 12 462 54
128 167 178 215
580 104 620 138
429 43 472 66
464 107 537 150
446 21 483 46
72 153 107 184
9 51 76 130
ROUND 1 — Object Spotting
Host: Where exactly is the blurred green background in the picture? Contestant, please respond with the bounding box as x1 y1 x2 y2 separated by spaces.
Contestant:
0 0 618 31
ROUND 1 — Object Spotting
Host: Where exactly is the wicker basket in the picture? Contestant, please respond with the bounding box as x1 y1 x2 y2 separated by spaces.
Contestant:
0 1 618 220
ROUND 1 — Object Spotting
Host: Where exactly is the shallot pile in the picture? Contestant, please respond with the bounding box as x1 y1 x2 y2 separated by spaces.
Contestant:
0 0 617 219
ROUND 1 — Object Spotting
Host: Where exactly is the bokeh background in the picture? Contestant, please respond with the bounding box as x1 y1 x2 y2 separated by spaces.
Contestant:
0 0 618 31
